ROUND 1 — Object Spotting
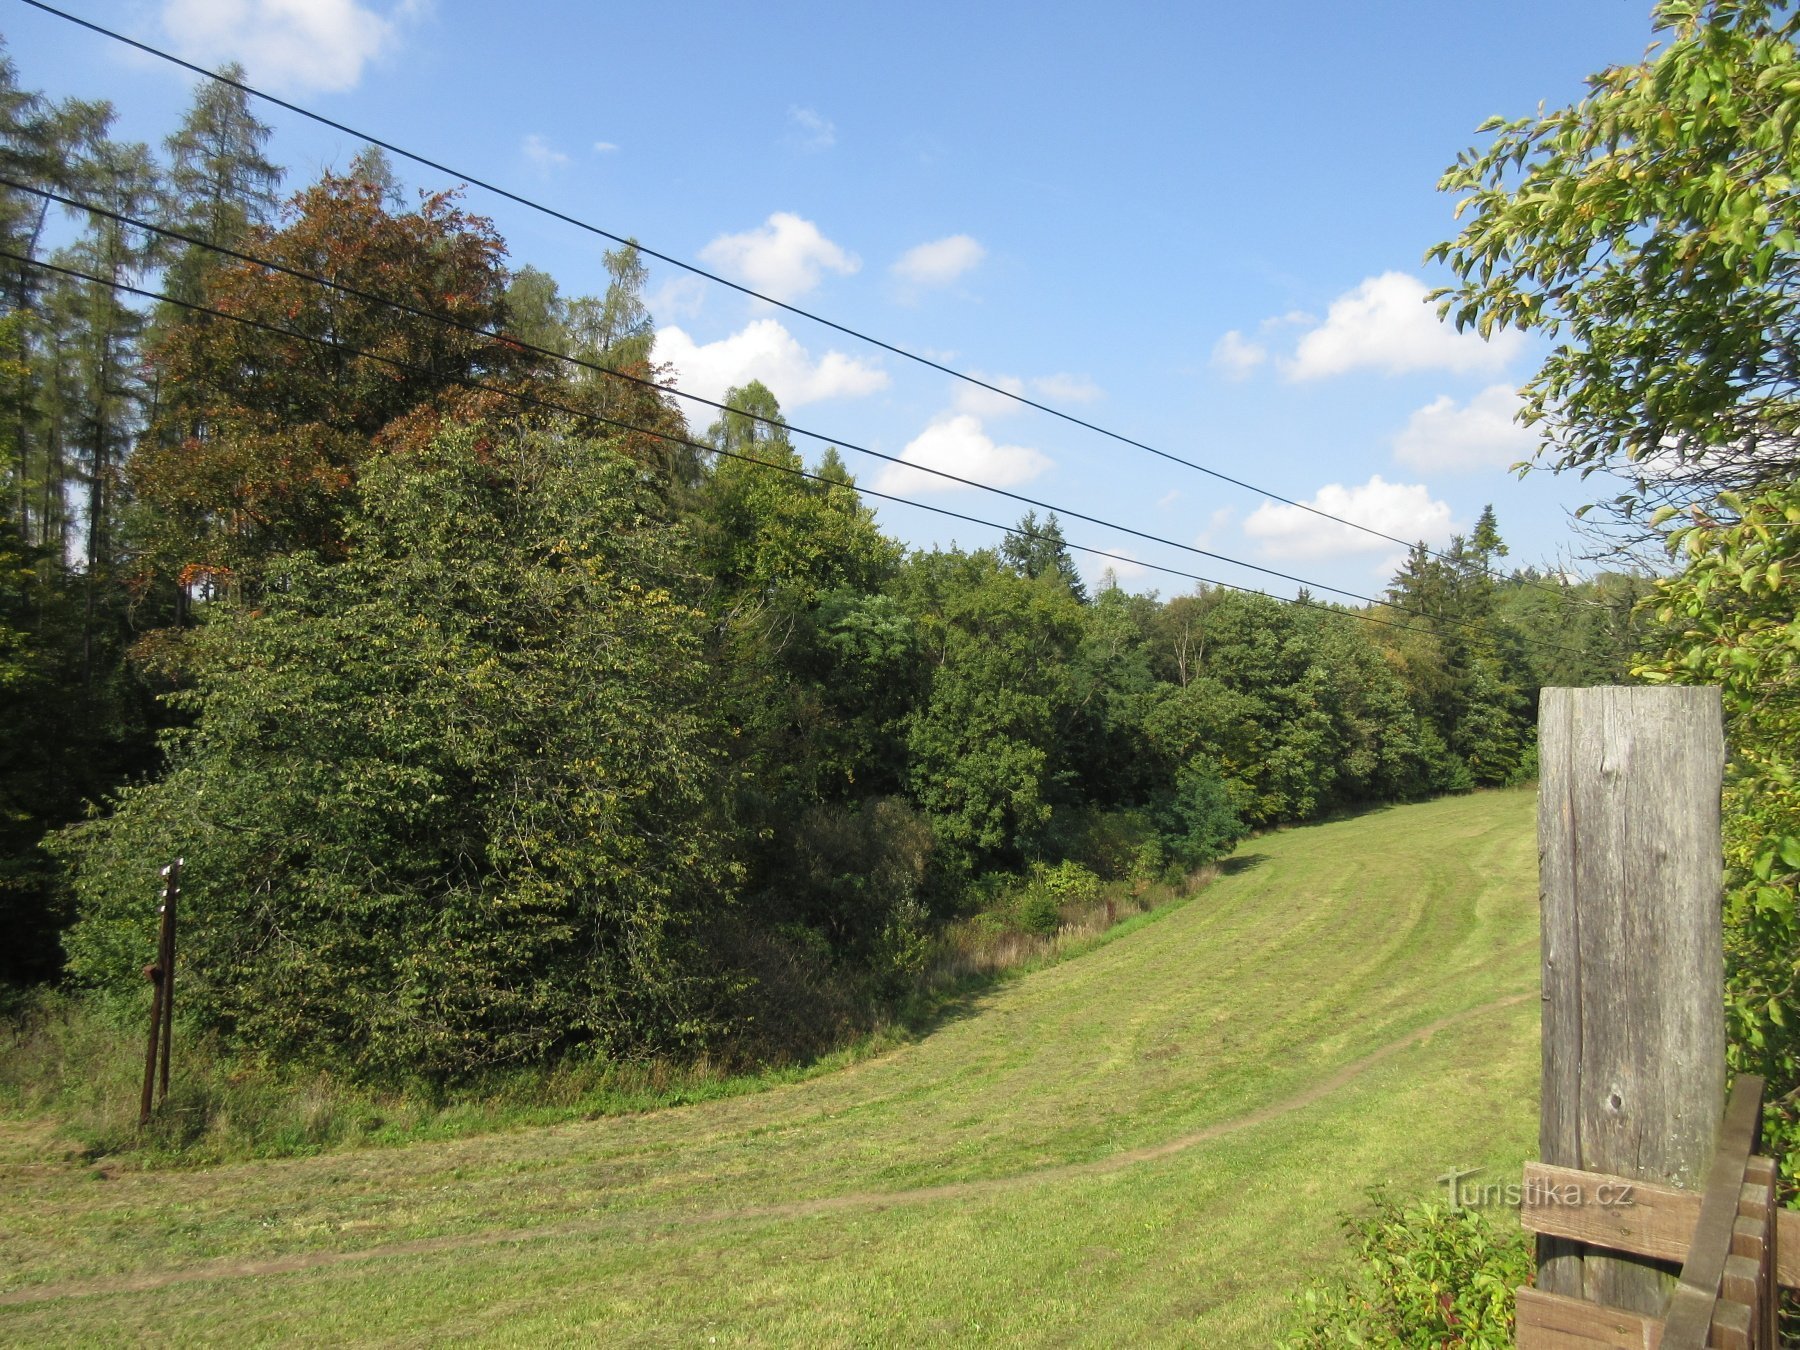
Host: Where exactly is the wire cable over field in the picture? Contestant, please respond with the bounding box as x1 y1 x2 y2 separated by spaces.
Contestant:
3 247 1550 648
19 0 1560 594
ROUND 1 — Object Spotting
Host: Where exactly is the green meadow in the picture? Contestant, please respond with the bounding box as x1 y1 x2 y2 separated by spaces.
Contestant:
0 788 1541 1346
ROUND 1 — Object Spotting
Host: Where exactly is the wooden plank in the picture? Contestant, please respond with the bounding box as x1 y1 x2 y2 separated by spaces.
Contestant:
1520 1161 1800 1294
1708 1297 1751 1350
1781 1210 1799 1291
1720 1253 1759 1310
1731 1215 1765 1264
1763 1196 1781 1350
1515 1286 1661 1349
1658 1075 1765 1350
1537 687 1727 1312
1521 1162 1699 1265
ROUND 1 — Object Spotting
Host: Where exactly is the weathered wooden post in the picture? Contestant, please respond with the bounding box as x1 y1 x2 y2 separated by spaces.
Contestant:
1536 686 1726 1316
137 858 181 1129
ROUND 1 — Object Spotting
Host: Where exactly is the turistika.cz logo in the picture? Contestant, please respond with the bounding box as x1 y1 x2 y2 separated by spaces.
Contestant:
1437 1166 1636 1212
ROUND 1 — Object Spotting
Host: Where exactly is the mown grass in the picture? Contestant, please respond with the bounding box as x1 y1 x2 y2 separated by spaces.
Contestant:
0 788 1543 1345
0 867 1198 1169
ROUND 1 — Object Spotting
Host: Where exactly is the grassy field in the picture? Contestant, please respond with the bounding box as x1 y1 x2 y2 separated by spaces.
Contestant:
0 788 1543 1346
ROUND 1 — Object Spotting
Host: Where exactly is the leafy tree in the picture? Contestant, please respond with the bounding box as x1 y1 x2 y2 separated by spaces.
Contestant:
58 425 738 1075
898 548 1084 871
131 171 539 593
1431 0 1800 524
1639 482 1800 1174
1151 757 1243 873
1436 0 1800 1161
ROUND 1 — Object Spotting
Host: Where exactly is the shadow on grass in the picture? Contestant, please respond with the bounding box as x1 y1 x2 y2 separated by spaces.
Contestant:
1217 853 1269 877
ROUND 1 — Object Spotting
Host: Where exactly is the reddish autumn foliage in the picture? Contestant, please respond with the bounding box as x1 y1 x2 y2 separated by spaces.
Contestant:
132 173 545 584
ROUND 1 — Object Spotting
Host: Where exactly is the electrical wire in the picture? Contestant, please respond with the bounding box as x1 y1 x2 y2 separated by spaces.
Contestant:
18 0 1561 598
4 246 1545 649
2 175 1507 629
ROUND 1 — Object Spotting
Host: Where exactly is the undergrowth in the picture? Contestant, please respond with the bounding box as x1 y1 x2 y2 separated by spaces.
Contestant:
1281 1188 1532 1349
1 863 1214 1169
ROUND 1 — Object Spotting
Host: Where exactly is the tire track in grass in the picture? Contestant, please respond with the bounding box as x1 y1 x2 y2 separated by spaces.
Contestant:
0 988 1532 1308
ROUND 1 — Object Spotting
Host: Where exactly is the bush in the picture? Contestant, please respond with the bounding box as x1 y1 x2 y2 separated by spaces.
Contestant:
1042 806 1161 882
55 428 740 1080
1283 1190 1532 1349
1153 758 1244 873
1007 860 1102 936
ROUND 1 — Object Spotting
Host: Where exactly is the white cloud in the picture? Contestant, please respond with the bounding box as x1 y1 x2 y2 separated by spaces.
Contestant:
788 106 837 151
1393 384 1537 472
647 274 708 323
521 134 569 173
1243 475 1456 561
1211 329 1268 379
698 213 860 302
891 235 986 288
1286 272 1524 380
951 372 1026 419
871 414 1051 496
653 318 888 411
592 141 619 154
161 0 410 94
1031 372 1102 403
1195 505 1235 550
1157 489 1182 509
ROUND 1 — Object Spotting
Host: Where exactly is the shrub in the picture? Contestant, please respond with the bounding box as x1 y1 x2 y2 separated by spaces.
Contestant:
1042 806 1161 882
1153 758 1244 873
55 428 740 1080
1283 1190 1531 1349
1007 860 1102 936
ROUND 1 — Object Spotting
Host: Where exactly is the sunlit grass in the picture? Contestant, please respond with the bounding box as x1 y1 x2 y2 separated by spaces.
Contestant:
0 788 1542 1345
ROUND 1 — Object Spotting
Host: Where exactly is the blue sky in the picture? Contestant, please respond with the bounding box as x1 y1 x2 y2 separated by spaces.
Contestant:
8 0 1662 599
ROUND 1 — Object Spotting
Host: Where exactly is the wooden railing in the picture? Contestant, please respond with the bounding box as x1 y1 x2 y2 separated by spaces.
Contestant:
1516 1074 1789 1348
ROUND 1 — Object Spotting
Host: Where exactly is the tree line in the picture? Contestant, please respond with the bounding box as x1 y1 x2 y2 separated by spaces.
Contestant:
0 45 1639 1075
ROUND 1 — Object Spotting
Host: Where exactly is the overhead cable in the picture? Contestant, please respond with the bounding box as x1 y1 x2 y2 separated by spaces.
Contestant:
5 246 1544 649
20 0 1558 596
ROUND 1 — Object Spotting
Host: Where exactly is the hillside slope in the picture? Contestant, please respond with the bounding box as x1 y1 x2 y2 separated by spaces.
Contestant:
0 789 1543 1345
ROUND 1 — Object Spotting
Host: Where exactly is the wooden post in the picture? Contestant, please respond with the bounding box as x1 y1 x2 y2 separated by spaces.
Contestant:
158 863 176 1101
137 859 181 1129
1537 687 1726 1316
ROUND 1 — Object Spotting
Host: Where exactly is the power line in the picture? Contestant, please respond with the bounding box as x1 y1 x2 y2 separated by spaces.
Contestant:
5 246 1537 649
19 0 1554 596
7 176 1476 626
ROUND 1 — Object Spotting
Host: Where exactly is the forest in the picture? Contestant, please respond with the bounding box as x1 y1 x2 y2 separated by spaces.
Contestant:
0 43 1646 1079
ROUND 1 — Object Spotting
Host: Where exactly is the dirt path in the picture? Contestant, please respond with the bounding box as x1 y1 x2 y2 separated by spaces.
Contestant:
0 989 1532 1308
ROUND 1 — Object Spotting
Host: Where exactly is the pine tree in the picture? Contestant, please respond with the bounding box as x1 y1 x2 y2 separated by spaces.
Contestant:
1001 509 1087 601
158 65 280 311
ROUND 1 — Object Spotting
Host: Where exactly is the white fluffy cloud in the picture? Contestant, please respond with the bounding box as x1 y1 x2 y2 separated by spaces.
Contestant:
653 319 888 412
1211 329 1268 379
1393 384 1537 472
1243 475 1456 561
871 414 1051 496
951 372 1026 419
698 213 859 302
161 0 411 93
521 134 569 172
891 235 986 288
1286 272 1523 380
